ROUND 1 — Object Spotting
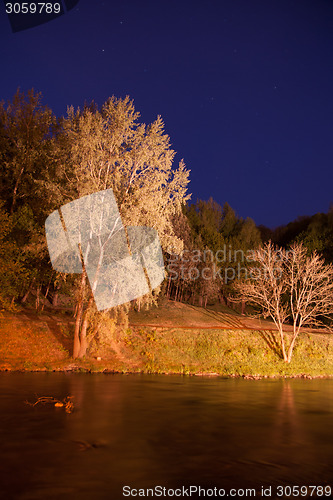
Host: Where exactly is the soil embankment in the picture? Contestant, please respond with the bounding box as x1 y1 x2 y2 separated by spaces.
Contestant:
1 301 332 377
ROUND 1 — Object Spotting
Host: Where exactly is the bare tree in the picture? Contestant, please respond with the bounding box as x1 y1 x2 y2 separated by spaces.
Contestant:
236 241 333 363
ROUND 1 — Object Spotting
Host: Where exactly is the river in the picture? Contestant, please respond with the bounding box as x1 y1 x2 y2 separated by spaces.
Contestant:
0 373 332 499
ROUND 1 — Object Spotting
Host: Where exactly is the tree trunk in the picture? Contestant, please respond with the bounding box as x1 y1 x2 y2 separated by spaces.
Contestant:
166 275 172 299
21 278 35 303
73 271 87 358
11 164 25 215
36 284 41 311
40 274 53 312
287 332 299 363
52 292 59 307
278 327 288 362
73 306 82 358
77 294 94 358
52 282 61 307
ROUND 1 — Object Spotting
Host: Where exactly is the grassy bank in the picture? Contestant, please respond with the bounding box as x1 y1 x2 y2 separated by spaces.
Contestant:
120 326 333 377
1 308 333 378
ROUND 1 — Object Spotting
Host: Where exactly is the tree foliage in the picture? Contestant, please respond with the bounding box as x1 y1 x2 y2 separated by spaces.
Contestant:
0 88 55 216
53 96 190 357
0 89 56 308
172 198 261 306
0 202 29 308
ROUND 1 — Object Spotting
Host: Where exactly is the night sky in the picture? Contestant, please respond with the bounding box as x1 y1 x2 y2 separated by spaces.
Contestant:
1 0 333 228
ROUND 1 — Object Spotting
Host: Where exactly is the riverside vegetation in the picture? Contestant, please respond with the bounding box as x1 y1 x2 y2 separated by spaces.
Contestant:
1 300 333 378
1 89 333 371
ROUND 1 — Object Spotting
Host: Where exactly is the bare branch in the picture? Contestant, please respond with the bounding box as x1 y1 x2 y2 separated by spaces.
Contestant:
236 241 333 363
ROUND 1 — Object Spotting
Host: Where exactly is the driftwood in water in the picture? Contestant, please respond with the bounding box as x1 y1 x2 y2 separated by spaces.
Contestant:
25 395 74 413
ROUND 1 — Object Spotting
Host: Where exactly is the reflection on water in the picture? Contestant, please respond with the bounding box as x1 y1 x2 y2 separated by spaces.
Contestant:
0 373 332 499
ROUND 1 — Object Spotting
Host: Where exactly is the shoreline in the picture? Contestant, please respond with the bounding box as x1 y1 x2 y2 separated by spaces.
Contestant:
1 366 333 380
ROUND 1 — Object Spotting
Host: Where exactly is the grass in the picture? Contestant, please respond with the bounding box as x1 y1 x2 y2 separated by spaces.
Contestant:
1 305 333 378
121 326 333 377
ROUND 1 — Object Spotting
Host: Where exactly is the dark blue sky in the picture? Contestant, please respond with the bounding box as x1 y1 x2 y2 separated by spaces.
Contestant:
1 0 333 228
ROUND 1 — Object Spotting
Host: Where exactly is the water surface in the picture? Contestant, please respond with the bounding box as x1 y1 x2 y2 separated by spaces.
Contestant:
0 373 332 499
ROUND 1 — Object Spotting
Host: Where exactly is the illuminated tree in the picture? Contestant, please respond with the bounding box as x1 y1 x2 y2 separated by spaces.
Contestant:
236 241 333 363
55 96 190 357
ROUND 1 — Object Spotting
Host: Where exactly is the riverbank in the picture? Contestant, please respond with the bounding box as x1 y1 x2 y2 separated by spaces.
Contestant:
1 304 333 378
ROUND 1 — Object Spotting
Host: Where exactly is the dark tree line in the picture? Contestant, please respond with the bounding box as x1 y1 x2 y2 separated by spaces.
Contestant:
165 197 262 308
258 207 333 263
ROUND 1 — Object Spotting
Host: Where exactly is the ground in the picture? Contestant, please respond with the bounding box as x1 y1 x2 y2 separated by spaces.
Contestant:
1 299 333 377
